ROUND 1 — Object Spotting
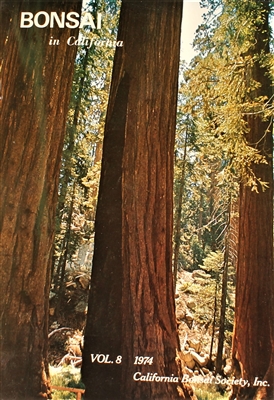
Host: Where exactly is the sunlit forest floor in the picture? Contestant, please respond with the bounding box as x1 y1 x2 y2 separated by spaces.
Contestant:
49 266 233 399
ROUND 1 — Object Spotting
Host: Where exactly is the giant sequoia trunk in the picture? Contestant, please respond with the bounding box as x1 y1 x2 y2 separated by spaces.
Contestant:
82 1 195 399
0 1 81 398
231 2 274 399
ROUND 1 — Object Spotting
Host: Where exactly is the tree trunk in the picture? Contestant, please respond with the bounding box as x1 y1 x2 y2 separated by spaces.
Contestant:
82 1 195 399
54 183 76 315
216 230 229 374
231 2 274 399
0 1 81 398
0 1 11 62
57 45 90 214
209 281 218 362
173 130 188 292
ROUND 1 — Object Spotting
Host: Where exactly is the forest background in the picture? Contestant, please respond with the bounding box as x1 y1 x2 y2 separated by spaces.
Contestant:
0 0 273 399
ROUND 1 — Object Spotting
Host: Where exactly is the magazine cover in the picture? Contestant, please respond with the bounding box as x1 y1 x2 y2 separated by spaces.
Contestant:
0 0 273 399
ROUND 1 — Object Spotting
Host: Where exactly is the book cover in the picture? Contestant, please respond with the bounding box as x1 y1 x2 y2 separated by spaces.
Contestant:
0 1 273 399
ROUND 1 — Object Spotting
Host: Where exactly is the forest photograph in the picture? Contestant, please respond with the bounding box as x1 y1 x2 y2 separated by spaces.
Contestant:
0 0 273 399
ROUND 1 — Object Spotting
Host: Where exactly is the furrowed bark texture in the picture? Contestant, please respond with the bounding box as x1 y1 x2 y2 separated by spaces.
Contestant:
231 3 274 399
0 1 81 398
82 1 195 399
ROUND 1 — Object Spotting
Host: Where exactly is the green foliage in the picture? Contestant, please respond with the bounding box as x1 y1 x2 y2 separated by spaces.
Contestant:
53 0 121 299
174 112 237 272
184 250 235 348
191 251 223 325
195 384 229 400
50 366 84 399
174 0 273 309
201 250 224 276
174 0 273 368
182 0 273 192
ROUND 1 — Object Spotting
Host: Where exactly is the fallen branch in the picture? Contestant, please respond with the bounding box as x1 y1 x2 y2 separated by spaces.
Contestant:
57 353 82 367
48 327 72 339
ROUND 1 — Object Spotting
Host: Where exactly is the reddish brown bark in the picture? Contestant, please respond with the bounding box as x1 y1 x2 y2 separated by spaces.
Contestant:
0 1 81 398
231 2 274 399
82 1 195 399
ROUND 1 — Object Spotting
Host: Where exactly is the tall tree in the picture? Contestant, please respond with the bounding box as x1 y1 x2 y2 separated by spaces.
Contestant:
82 0 195 399
0 1 82 398
231 1 274 398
